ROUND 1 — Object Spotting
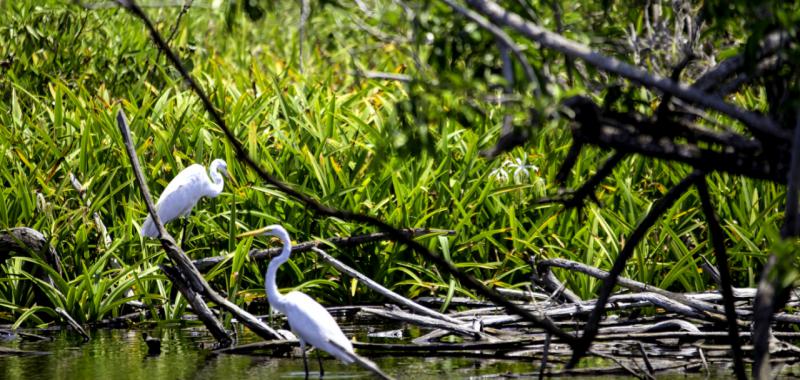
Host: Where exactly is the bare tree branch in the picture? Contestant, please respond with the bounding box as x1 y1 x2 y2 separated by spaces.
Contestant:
753 110 800 379
696 178 746 380
464 0 787 141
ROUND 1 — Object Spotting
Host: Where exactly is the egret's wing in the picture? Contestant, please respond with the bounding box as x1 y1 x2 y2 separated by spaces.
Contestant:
282 291 355 363
152 164 207 225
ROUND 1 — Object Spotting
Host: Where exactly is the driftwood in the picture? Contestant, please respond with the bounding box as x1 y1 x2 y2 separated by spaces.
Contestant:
0 227 65 306
0 227 63 276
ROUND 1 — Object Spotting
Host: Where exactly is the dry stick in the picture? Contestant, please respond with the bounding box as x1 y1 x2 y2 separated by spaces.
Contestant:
696 178 746 380
165 0 192 46
116 0 575 345
568 170 703 367
589 350 644 379
194 228 452 272
360 307 485 340
69 172 140 305
691 31 789 93
116 110 232 346
464 0 786 141
441 0 540 157
537 259 740 321
54 307 90 341
310 247 466 326
636 342 654 376
359 71 413 82
754 112 800 380
0 227 63 276
328 338 396 380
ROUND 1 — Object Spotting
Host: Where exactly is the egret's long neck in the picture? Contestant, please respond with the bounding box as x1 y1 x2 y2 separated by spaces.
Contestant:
265 234 291 313
207 161 225 196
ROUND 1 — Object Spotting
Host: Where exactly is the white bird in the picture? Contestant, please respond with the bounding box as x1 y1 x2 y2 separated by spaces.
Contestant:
238 224 392 380
140 159 231 240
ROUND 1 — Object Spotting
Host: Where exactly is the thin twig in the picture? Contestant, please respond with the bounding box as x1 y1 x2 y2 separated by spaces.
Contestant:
165 0 193 46
538 151 625 207
440 0 539 93
753 111 800 379
298 0 310 72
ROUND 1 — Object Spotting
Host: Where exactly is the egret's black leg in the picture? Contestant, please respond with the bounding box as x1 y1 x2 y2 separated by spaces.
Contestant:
302 346 310 380
179 218 189 250
317 349 324 378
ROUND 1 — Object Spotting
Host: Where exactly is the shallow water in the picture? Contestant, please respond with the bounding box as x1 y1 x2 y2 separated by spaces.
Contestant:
0 326 540 380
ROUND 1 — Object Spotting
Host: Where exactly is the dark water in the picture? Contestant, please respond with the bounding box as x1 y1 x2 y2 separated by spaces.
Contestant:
0 327 536 380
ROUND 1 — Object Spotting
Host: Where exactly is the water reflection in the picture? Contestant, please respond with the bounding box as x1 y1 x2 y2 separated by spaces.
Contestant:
0 327 537 380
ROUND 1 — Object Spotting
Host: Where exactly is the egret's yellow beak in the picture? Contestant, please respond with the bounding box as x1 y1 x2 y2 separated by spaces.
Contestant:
236 226 275 239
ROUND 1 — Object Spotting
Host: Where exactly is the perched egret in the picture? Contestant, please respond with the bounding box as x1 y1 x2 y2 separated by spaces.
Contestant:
239 225 391 380
140 159 231 243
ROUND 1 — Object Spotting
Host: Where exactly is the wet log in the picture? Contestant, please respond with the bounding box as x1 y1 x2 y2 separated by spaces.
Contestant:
0 227 63 275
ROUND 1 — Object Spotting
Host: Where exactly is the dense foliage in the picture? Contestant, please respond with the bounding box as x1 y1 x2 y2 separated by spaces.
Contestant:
0 0 792 327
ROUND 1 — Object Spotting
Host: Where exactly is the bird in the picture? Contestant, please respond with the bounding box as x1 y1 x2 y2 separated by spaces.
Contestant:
238 224 392 380
140 159 231 245
142 332 161 356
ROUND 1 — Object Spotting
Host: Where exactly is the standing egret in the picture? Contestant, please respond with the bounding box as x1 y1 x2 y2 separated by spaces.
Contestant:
239 225 392 380
140 159 231 245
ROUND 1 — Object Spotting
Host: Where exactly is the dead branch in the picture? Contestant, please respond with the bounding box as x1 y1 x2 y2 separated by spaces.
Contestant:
567 170 703 366
311 247 467 325
117 110 284 346
696 178 746 379
464 0 786 141
194 228 453 272
0 227 63 276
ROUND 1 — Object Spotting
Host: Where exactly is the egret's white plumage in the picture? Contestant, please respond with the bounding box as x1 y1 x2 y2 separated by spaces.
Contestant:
140 159 229 238
243 224 392 380
260 225 355 361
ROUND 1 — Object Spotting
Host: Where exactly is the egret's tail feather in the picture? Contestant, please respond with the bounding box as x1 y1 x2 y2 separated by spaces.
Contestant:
329 339 394 380
141 216 158 238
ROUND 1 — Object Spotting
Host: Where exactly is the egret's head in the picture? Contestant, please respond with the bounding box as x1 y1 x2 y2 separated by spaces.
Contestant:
211 159 229 177
211 158 239 187
237 224 290 242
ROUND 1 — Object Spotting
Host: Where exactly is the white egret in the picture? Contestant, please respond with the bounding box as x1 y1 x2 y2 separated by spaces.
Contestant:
239 224 391 380
140 159 231 243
